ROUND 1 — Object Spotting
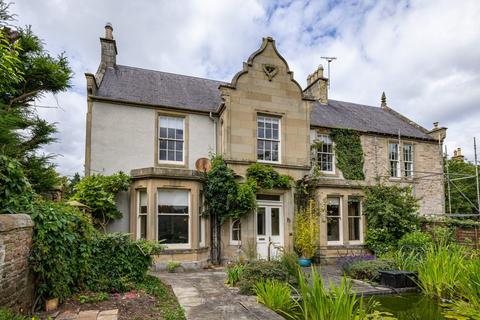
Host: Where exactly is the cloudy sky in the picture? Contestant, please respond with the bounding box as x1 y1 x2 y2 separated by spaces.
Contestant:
11 0 480 176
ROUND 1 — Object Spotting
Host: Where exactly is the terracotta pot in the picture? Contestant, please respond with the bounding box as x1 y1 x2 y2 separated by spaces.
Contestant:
45 298 59 311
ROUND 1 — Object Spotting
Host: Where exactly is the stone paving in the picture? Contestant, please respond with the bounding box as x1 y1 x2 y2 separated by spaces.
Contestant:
155 270 284 320
54 309 118 320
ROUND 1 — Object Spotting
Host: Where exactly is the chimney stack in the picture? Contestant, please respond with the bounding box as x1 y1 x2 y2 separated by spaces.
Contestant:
452 147 465 162
381 92 387 108
305 64 328 104
95 22 118 85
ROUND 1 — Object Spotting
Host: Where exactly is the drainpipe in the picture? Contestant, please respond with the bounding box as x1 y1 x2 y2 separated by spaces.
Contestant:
209 112 217 154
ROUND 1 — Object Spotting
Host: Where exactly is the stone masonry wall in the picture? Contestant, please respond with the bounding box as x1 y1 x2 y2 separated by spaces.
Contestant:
0 214 34 312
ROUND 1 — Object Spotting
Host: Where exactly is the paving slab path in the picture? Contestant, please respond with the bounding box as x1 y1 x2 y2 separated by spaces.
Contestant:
155 270 284 320
55 309 118 320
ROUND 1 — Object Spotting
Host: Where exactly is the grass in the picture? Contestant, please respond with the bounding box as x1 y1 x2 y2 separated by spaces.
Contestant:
0 308 35 320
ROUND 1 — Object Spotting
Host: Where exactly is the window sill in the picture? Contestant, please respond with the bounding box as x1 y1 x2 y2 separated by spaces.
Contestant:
229 241 242 246
157 247 209 255
257 160 281 165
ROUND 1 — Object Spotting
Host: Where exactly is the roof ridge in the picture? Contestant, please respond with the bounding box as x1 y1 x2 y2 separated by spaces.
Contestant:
116 64 228 84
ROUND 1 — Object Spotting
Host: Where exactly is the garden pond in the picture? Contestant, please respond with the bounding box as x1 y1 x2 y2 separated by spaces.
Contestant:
369 293 446 319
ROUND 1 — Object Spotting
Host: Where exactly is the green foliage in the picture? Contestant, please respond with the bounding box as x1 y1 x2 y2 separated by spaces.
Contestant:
430 225 455 246
246 163 293 189
166 262 181 273
445 158 480 214
0 308 33 320
253 279 298 319
416 244 468 299
225 264 245 286
364 184 420 253
71 172 131 231
294 200 320 258
203 155 259 222
30 200 96 301
279 251 301 284
85 233 164 293
136 275 186 320
0 155 35 214
345 259 396 282
0 8 72 193
290 268 374 320
365 228 396 255
397 231 433 255
329 128 365 180
238 260 292 295
75 292 108 304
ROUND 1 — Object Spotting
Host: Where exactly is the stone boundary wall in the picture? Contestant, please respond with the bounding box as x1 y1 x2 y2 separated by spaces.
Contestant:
422 221 480 249
0 214 34 312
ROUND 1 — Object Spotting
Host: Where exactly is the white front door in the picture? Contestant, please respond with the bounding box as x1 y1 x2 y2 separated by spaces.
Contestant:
256 204 283 260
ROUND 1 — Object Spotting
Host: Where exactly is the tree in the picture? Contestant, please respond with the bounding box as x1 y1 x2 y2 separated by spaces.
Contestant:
0 0 72 194
71 173 131 232
445 158 480 214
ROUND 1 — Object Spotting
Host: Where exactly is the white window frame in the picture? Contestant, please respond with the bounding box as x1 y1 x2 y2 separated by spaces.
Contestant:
403 143 414 178
230 218 242 246
156 189 191 249
316 133 335 173
327 197 343 245
136 189 148 240
389 142 401 178
158 116 185 165
199 215 206 247
347 198 363 245
257 115 281 164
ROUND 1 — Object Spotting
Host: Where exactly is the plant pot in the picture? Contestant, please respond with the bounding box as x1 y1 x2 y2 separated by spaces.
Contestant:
298 258 312 267
45 298 59 311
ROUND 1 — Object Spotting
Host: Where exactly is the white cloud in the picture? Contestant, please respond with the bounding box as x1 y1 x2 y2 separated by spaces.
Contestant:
10 0 480 175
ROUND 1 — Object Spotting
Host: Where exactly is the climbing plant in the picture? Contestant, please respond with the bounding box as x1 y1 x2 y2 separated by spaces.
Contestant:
330 128 365 180
246 163 293 189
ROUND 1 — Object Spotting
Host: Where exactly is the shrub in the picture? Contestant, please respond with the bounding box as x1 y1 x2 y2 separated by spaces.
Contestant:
166 262 181 273
237 260 291 295
0 155 35 214
280 251 300 284
398 231 433 255
85 233 163 292
71 172 131 231
346 259 396 282
365 228 396 255
225 264 245 286
253 279 297 319
294 200 320 258
363 184 419 253
246 163 293 189
30 200 95 301
337 255 375 274
430 225 455 246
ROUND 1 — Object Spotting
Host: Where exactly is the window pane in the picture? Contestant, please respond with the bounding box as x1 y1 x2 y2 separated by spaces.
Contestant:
159 150 166 160
327 217 340 241
158 215 189 243
348 199 360 217
176 151 182 162
139 215 147 239
159 140 167 150
271 208 280 236
257 208 266 235
348 217 360 241
176 129 183 140
232 219 241 241
158 189 189 214
168 150 175 161
159 127 167 138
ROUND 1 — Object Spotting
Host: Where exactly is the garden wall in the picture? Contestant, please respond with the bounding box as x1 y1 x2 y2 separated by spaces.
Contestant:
422 220 480 249
0 214 34 312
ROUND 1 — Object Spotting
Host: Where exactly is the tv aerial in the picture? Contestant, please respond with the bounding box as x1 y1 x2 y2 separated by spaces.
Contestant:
321 56 337 88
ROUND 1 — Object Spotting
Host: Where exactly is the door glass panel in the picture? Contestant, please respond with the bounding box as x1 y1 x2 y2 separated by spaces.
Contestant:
257 207 266 236
271 208 280 236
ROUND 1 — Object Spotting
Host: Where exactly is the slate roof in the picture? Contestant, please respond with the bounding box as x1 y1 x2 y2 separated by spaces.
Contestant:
95 65 433 141
311 100 434 140
96 65 226 112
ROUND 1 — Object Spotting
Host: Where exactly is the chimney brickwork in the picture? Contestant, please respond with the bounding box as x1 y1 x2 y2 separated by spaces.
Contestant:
305 65 328 104
95 23 117 85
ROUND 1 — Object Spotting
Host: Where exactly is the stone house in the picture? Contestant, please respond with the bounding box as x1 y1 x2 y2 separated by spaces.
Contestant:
85 24 446 267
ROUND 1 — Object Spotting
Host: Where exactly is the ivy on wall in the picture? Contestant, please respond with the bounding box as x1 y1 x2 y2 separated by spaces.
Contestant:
246 163 293 189
330 128 365 180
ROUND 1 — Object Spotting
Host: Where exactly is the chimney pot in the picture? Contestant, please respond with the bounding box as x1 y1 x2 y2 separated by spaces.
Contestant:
433 122 439 129
105 22 113 39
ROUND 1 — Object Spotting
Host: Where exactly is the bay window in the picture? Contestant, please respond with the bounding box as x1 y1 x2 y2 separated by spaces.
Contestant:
137 190 147 239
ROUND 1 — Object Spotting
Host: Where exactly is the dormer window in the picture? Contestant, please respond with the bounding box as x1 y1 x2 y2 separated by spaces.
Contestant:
257 115 280 163
159 116 184 163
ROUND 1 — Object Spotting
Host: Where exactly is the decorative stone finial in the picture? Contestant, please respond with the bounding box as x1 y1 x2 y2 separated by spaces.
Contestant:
381 92 387 108
433 121 439 129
